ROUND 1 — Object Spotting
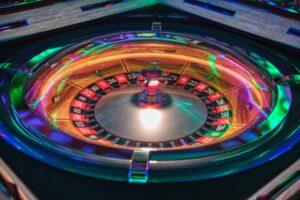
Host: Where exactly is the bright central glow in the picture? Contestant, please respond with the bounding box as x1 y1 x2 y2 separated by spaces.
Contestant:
149 80 159 86
139 109 161 129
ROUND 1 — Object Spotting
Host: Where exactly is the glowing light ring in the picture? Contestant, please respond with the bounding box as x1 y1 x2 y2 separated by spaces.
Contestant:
22 31 293 170
0 31 296 183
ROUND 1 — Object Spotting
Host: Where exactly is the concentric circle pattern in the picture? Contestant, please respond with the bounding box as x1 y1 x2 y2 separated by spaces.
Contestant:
0 31 295 183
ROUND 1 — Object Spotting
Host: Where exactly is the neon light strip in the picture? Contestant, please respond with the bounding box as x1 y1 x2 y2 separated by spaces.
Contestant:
27 47 63 67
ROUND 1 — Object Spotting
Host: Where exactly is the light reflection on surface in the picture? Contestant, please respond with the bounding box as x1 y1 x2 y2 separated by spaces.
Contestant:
139 109 161 129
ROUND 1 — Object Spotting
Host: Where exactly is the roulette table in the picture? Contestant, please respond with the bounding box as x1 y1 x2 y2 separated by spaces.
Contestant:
1 2 300 200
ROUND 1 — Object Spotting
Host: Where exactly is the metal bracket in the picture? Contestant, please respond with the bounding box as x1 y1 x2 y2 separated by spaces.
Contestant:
128 149 150 183
151 22 162 32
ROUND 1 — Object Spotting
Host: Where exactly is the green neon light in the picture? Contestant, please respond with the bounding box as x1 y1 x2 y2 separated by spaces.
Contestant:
57 81 67 92
257 84 291 135
81 43 109 54
250 52 281 78
52 111 58 129
286 124 300 140
264 60 282 78
10 76 25 109
214 52 292 161
252 52 292 133
252 80 266 90
13 0 42 6
208 54 220 77
293 74 300 82
128 177 148 184
0 63 15 69
27 47 63 67
137 33 156 37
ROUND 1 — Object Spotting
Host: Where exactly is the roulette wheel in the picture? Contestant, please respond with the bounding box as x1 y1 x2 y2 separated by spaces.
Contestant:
0 1 300 199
